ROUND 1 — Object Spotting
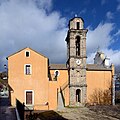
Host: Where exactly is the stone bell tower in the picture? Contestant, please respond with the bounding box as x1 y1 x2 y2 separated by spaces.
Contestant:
65 17 88 106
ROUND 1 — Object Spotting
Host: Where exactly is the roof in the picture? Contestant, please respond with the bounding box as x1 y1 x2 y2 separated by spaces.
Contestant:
49 64 112 71
69 17 84 23
6 47 48 59
86 64 112 71
49 64 67 70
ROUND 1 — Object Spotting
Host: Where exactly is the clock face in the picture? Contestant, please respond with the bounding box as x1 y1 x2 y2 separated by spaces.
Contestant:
76 59 81 65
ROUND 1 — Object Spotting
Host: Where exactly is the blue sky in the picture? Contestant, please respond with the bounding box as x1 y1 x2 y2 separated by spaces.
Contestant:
52 0 120 49
53 0 120 26
0 0 120 71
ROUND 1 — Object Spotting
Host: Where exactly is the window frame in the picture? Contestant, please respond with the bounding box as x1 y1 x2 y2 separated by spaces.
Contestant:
25 90 34 106
24 64 32 75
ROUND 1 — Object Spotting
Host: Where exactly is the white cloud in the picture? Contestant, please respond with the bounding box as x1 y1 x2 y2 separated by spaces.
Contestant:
87 52 95 64
103 49 120 66
87 48 120 66
87 23 113 53
87 22 120 66
0 0 67 70
114 30 120 36
106 11 114 20
34 0 52 11
117 4 120 11
0 0 120 71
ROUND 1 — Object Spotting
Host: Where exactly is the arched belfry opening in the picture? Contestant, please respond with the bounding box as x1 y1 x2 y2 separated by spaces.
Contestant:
76 89 81 102
76 36 80 56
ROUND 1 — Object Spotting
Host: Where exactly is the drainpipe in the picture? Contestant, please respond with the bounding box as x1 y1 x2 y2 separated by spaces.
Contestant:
112 74 116 105
111 64 115 105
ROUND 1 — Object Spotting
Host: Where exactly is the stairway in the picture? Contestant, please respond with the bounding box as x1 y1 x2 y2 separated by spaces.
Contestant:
57 90 64 110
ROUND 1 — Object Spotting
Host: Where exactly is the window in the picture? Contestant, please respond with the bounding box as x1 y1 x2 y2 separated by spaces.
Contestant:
76 36 80 56
26 91 32 104
54 70 60 77
25 90 34 105
25 64 32 75
25 51 30 57
77 22 80 30
54 70 60 81
76 89 81 102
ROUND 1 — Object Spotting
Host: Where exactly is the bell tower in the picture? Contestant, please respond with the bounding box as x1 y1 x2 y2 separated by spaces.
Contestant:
65 17 88 106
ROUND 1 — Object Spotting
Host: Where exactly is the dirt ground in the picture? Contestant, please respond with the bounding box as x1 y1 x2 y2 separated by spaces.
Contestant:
88 105 120 119
24 105 120 120
57 105 120 120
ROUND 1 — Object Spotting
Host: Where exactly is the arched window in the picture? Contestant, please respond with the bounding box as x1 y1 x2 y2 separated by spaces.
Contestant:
76 89 81 102
76 36 80 56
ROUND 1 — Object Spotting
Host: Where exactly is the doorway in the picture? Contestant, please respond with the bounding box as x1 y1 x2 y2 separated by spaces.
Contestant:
76 89 81 102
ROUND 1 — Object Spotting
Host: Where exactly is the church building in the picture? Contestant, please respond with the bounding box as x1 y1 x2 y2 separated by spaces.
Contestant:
7 17 114 110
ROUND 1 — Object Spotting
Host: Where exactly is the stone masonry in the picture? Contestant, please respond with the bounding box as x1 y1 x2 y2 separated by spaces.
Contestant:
65 17 88 106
